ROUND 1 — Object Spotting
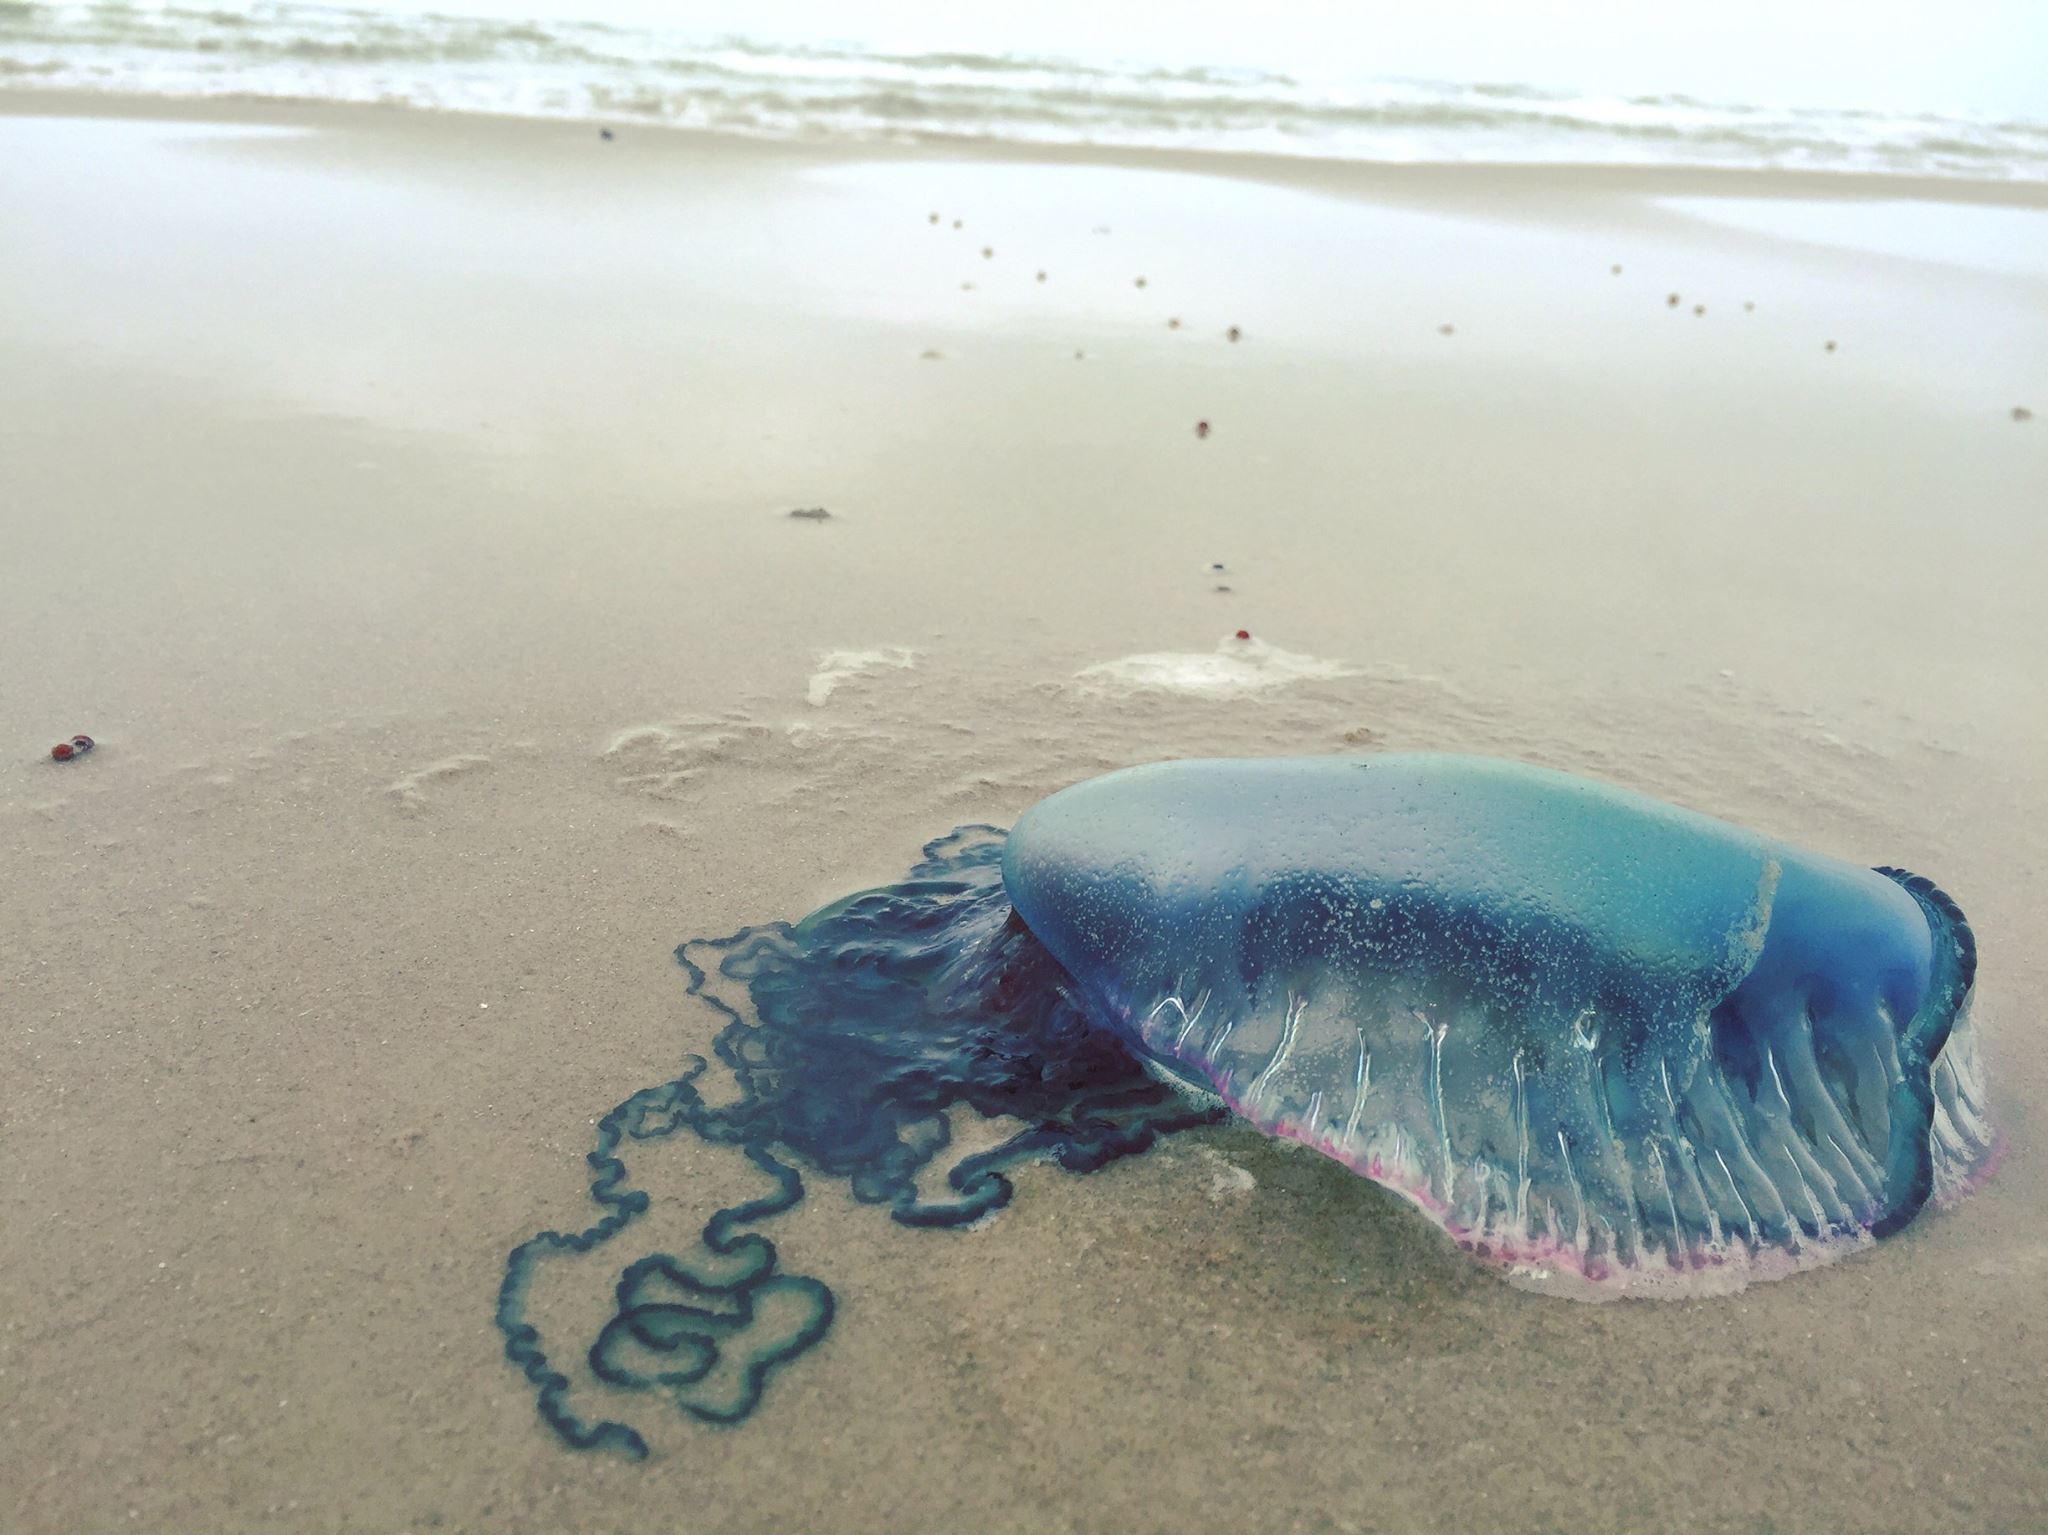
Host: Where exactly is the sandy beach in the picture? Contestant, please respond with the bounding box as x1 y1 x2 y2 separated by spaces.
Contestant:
2 95 2044 1533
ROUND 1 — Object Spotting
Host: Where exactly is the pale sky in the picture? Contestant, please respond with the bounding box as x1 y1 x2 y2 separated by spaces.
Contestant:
382 0 2047 118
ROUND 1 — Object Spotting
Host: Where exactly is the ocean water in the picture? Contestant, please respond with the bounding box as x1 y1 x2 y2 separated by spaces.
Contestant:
4 0 2047 181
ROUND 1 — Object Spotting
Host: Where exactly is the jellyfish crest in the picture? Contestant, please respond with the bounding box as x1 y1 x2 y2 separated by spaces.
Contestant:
1002 753 1991 1297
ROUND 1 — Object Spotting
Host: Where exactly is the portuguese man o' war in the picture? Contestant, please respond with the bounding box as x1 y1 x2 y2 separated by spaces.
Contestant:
499 753 1989 1455
1005 754 1990 1297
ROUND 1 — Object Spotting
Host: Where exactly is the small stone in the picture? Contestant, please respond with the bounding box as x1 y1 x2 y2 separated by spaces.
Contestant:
928 212 939 224
1226 326 1241 342
1167 317 1181 329
1134 276 1147 288
1036 271 1047 282
1825 340 1837 352
1234 629 1250 641
1744 301 1755 311
1438 323 1454 336
2012 406 2033 422
1194 420 1211 439
50 742 74 762
599 128 614 142
1694 304 1705 316
1667 293 1681 307
1611 264 1622 275
981 246 993 259
788 507 831 521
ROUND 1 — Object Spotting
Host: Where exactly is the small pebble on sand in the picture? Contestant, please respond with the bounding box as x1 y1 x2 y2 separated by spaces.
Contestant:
960 281 975 291
1667 293 1681 307
599 128 614 141
1036 271 1047 282
1195 420 1211 439
1226 325 1241 342
1744 301 1755 312
1135 276 1148 288
788 507 831 521
1825 340 1837 352
2015 406 2034 422
982 247 993 259
952 219 963 229
1438 323 1455 336
1694 304 1706 316
1167 317 1181 329
1611 264 1622 274
928 212 939 224
919 349 944 360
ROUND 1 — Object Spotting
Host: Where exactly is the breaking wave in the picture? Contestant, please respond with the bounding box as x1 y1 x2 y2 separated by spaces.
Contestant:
4 2 2045 181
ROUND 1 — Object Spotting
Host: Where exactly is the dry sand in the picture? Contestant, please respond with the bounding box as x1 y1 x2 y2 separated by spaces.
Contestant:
2 96 2044 1533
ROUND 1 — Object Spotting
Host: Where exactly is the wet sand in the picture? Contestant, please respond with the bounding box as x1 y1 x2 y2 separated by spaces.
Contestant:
1 97 2044 1533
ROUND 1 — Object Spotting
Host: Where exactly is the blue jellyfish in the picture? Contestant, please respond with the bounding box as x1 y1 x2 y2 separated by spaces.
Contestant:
1005 754 1990 1295
499 754 1989 1455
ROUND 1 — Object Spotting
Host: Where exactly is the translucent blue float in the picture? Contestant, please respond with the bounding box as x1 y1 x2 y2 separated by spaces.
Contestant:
1006 753 1991 1295
500 753 1991 1454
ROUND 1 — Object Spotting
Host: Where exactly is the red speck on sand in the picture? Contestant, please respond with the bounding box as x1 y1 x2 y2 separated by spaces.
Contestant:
1235 629 1251 641
51 742 74 761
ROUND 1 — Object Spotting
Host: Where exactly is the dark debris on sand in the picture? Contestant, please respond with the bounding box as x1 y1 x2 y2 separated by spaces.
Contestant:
788 507 832 521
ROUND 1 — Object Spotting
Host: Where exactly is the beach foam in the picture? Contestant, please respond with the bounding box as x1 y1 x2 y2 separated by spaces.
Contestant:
1074 636 1359 697
3 2 2044 180
807 647 919 707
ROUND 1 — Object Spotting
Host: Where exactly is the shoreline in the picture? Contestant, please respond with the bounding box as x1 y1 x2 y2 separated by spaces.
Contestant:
6 84 2048 213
